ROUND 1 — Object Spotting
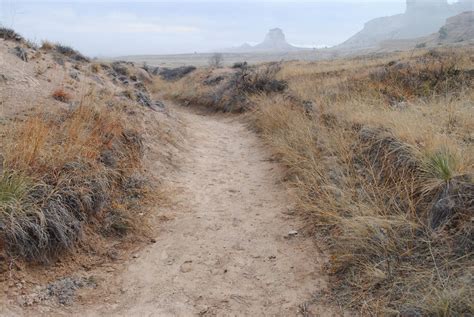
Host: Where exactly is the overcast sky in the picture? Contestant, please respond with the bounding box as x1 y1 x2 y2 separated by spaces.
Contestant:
0 0 459 56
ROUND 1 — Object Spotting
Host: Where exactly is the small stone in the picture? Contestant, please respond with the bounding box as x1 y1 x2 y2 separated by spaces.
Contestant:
154 100 166 109
180 261 193 273
132 254 139 259
282 208 295 215
0 74 8 83
288 230 298 237
199 307 209 315
12 46 28 62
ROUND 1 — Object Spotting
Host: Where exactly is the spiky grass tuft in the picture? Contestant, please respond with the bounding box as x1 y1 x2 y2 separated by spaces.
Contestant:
424 148 459 182
0 171 30 204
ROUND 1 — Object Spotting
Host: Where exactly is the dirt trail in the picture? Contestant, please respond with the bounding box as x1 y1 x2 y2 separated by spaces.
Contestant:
23 105 337 316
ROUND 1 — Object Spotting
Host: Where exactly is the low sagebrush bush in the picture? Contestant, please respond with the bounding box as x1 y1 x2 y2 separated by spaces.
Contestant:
54 43 89 62
214 64 287 112
154 62 288 112
112 62 131 77
232 61 248 69
0 26 22 41
159 66 196 81
238 63 288 94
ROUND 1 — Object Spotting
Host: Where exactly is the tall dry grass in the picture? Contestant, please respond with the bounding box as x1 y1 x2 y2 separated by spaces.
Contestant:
249 48 474 315
0 93 146 261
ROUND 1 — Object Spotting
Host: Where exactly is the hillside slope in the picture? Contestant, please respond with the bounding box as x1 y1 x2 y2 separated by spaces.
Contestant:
0 30 181 312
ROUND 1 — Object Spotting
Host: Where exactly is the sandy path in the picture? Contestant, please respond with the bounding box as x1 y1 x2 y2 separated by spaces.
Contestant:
20 105 337 316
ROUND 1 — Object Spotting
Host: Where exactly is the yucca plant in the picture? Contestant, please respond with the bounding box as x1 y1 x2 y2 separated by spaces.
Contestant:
423 148 459 183
0 171 30 205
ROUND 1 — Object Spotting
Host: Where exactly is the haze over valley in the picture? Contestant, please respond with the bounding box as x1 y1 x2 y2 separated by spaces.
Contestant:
115 0 474 66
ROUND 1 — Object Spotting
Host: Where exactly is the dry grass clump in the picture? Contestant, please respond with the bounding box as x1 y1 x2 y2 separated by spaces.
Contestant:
0 95 145 261
245 48 474 315
90 63 101 74
52 88 72 103
40 40 55 51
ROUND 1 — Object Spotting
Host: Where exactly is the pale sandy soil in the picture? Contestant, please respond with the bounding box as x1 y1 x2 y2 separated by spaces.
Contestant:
4 104 342 317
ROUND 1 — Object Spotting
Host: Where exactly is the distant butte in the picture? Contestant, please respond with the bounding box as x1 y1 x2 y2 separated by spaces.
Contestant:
229 28 306 53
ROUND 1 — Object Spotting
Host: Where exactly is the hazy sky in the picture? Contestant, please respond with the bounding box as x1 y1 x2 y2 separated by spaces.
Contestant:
0 0 458 56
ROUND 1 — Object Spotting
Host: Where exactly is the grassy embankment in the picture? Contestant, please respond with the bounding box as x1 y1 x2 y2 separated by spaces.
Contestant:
0 31 164 265
0 95 148 262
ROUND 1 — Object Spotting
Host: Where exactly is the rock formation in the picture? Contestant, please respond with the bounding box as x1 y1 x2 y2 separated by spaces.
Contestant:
436 11 474 43
339 0 473 50
251 28 298 51
230 28 303 53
